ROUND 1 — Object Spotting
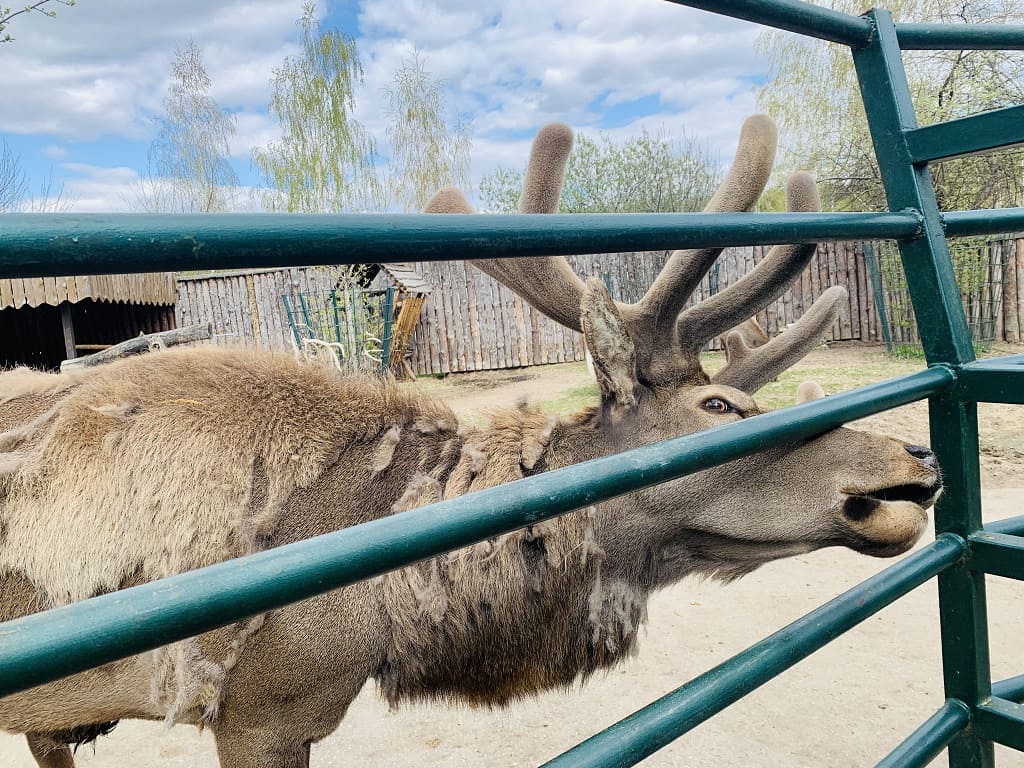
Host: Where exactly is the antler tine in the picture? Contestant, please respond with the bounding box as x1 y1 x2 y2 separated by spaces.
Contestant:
676 171 821 353
628 115 777 341
711 285 847 393
467 124 588 332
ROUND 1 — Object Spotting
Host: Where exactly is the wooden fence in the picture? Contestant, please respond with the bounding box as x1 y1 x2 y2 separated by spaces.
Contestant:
404 242 888 374
176 267 337 348
174 238 1021 375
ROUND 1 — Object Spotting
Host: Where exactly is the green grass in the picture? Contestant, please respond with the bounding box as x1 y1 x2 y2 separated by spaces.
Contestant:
535 383 599 415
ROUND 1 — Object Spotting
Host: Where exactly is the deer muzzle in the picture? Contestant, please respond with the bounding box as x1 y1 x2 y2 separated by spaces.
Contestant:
839 444 942 557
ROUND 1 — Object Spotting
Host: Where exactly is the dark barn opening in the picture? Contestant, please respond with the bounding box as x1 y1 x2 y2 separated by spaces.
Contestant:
0 274 177 371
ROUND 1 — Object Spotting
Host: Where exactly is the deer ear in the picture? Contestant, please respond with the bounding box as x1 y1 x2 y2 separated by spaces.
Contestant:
795 380 826 404
581 278 637 412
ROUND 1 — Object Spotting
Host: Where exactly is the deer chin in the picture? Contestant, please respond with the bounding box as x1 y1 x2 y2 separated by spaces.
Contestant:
660 532 821 584
838 480 941 557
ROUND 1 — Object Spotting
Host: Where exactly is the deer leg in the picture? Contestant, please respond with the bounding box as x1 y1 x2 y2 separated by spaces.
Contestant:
25 733 75 768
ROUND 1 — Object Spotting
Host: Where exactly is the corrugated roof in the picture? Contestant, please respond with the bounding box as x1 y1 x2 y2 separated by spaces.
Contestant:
378 263 432 295
0 272 177 309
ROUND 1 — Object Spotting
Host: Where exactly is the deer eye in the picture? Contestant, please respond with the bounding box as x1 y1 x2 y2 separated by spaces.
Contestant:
702 397 735 414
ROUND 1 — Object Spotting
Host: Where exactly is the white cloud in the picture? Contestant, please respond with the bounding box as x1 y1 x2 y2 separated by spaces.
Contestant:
357 0 769 200
57 163 142 212
1 0 306 140
5 0 776 212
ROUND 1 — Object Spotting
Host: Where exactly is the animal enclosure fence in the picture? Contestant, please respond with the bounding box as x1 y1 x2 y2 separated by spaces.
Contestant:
1 3 1024 768
175 237 1020 376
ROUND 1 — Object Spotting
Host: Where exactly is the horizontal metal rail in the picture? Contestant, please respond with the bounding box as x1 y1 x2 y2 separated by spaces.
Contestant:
975 698 1024 751
985 515 1024 537
0 366 954 699
541 534 967 768
897 23 1024 50
959 358 1024 404
668 0 872 45
672 0 1024 50
905 105 1024 163
874 699 972 768
943 207 1024 238
0 211 924 279
993 675 1024 703
968 532 1024 580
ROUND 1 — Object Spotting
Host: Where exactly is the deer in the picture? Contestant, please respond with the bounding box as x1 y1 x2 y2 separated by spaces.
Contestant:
0 114 942 768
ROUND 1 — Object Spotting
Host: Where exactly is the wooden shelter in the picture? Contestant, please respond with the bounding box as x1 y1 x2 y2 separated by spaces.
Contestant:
371 263 432 377
0 273 176 370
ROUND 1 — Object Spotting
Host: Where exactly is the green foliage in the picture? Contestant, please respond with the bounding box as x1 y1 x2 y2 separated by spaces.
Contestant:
134 40 238 213
0 0 73 43
480 128 721 213
757 0 1024 211
252 2 380 213
384 51 470 212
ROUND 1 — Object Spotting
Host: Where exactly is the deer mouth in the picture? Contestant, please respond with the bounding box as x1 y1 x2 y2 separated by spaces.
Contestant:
860 479 943 508
839 478 941 557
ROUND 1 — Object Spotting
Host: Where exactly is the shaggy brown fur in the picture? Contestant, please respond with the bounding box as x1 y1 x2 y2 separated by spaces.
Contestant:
0 115 944 768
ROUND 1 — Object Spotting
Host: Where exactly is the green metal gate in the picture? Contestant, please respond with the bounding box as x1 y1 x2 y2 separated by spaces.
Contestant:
2 2 1024 765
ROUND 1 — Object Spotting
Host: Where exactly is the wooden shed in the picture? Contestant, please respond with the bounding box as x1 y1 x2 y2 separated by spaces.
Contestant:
0 273 177 370
370 263 432 377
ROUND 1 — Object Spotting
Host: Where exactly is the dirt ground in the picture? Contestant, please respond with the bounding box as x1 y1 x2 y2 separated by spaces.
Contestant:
2 344 1022 767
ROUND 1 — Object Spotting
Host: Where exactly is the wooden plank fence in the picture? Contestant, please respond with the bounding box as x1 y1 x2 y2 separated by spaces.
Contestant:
175 239 1021 375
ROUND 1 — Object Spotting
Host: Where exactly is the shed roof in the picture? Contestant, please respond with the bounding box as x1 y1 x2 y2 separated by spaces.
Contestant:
377 263 432 295
0 272 176 310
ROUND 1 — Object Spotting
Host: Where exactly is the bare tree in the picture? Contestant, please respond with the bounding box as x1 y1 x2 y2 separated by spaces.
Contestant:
0 140 28 211
0 140 70 212
384 51 471 212
132 40 239 213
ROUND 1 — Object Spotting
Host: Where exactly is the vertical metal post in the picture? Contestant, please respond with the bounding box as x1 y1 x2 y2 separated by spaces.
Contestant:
381 286 395 373
852 9 991 766
862 243 894 353
929 394 994 767
851 9 975 366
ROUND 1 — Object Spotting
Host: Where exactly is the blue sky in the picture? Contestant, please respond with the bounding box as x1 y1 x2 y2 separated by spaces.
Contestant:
1 0 771 211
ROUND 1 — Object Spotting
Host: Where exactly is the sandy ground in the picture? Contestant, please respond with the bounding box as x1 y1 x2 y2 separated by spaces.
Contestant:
2 346 1023 767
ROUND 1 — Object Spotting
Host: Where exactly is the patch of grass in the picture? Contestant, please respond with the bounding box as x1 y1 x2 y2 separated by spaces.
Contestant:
535 383 599 416
889 344 927 360
701 348 925 412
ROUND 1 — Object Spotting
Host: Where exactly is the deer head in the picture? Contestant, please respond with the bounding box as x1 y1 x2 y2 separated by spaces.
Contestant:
424 115 941 584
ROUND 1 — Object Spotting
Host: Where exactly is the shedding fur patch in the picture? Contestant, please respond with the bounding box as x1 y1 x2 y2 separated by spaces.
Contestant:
370 425 402 473
152 639 226 726
393 473 443 513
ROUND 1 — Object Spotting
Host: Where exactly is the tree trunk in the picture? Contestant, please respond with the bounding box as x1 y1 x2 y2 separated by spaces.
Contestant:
60 324 212 371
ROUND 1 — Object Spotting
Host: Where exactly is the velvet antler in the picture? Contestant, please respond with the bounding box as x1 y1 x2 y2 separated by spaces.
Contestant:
424 115 842 395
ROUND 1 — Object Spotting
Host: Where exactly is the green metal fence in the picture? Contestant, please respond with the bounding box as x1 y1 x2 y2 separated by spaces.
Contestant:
1 2 1024 766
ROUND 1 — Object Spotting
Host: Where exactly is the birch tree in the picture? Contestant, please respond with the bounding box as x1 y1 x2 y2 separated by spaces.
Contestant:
384 52 470 212
134 40 239 213
252 2 379 213
758 0 1024 211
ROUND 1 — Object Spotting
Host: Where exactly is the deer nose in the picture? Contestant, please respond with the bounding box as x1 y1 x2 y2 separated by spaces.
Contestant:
905 444 938 470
